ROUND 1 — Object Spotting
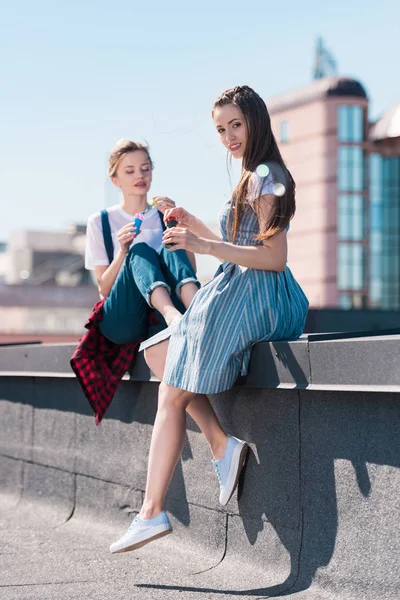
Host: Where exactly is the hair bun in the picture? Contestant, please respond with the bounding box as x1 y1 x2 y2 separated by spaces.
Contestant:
114 138 130 150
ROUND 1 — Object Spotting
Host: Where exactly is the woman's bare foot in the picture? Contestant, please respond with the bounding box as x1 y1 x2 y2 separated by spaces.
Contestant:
163 306 183 327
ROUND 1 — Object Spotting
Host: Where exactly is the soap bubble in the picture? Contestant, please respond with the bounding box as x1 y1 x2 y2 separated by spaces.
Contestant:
256 164 270 177
273 183 286 197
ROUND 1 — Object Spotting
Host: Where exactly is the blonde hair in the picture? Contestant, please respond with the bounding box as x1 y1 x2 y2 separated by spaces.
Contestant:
108 138 154 178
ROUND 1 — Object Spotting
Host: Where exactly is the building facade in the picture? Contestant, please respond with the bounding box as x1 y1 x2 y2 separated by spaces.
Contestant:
268 77 400 309
0 224 96 343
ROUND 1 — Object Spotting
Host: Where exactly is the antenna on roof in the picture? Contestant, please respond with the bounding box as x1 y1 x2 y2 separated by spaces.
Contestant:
313 37 338 79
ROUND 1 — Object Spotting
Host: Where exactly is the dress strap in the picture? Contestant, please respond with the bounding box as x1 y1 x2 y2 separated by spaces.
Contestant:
100 209 114 264
101 208 165 266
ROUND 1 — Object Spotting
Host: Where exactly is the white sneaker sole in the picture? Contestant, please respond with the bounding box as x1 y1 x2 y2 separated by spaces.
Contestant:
220 441 249 507
110 525 172 554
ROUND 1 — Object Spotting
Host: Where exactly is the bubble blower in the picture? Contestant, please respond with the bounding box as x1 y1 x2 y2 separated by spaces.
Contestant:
132 213 144 235
164 215 178 249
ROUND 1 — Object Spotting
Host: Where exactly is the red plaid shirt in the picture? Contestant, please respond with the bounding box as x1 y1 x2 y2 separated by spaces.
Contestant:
70 300 156 425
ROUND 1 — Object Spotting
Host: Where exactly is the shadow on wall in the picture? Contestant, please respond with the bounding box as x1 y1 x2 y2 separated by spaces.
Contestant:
133 346 400 596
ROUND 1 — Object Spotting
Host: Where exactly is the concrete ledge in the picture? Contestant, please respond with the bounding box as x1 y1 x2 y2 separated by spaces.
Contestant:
309 335 400 388
1 332 400 391
1 337 400 598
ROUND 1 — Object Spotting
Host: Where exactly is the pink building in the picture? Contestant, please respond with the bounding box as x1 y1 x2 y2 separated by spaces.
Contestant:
268 77 400 309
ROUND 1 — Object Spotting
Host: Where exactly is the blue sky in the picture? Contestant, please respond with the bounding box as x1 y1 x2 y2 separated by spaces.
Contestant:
1 0 399 241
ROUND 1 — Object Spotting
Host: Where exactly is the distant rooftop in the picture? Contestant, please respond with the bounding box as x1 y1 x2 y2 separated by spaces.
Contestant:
369 98 400 141
268 76 368 114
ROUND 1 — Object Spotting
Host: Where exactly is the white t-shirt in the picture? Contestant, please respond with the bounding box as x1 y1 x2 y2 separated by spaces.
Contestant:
247 170 290 232
247 171 275 206
85 204 164 270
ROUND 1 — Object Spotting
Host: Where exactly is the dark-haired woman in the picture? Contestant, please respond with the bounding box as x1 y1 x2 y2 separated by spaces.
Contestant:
110 87 308 554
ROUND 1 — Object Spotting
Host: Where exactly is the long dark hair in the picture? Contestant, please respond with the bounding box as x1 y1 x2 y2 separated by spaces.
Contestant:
212 85 296 242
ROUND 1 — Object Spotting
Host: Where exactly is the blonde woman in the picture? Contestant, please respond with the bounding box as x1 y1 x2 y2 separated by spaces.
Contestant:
85 139 200 347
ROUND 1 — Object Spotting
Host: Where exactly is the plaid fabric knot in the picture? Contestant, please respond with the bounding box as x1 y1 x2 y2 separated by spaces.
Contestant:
70 299 158 425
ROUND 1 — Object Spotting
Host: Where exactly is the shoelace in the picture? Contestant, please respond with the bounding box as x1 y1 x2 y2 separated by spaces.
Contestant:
128 516 141 531
212 461 222 487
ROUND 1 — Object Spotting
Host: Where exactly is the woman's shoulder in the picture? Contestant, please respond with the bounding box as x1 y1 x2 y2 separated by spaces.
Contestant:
87 204 121 227
250 169 275 194
87 211 101 229
247 169 275 205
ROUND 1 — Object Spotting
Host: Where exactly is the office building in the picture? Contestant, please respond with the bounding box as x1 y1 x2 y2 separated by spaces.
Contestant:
268 77 400 308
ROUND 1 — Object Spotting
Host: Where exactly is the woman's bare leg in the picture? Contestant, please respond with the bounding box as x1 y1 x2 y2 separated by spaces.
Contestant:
139 382 194 519
149 282 198 325
150 287 182 326
180 282 199 310
145 343 228 461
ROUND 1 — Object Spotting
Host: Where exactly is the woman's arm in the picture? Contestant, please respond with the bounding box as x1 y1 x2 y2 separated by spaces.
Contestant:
93 221 137 297
189 216 222 241
163 228 286 272
152 199 200 270
207 232 287 271
164 207 222 241
162 194 287 272
95 249 127 298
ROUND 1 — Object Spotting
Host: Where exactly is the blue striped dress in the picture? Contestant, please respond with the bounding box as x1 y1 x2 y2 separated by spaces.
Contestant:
163 173 309 394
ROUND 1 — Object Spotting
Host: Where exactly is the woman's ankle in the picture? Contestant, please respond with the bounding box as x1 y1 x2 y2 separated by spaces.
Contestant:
163 306 182 326
139 503 163 521
211 434 228 461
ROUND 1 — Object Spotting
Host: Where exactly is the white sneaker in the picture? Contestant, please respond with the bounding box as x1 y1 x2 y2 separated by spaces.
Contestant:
109 511 172 554
212 436 249 506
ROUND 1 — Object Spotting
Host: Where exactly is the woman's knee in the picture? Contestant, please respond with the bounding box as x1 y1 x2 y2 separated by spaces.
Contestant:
144 341 168 379
158 382 192 410
127 242 157 261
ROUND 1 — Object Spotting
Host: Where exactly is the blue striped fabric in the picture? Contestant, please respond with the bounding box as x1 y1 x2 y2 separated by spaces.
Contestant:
163 191 309 395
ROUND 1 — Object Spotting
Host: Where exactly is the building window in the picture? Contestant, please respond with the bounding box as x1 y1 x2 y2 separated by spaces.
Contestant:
338 146 364 192
338 195 364 241
369 279 382 304
337 110 366 309
338 105 363 142
369 153 400 309
338 243 365 291
280 121 289 143
339 294 352 309
338 293 364 310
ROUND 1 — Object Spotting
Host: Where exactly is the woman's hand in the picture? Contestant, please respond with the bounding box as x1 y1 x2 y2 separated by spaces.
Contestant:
163 206 196 229
162 227 210 254
117 222 139 254
152 196 176 214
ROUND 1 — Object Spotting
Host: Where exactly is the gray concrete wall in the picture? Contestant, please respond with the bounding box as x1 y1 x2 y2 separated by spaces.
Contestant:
0 339 399 598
